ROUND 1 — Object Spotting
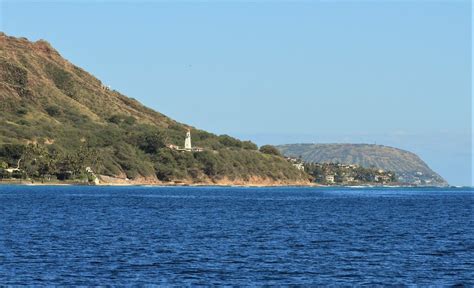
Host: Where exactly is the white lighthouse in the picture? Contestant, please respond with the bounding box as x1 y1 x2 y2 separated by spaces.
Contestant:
184 129 192 151
167 129 203 152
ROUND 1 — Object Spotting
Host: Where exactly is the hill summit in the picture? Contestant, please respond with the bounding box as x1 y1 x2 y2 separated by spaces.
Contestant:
277 143 448 186
0 33 309 185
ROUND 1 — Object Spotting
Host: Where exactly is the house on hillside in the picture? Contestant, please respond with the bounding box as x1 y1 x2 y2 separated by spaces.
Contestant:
343 176 355 183
293 163 305 171
374 174 392 183
285 157 305 171
325 175 335 184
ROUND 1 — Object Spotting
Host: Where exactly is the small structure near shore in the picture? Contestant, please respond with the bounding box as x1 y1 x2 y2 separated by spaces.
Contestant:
325 174 335 183
285 157 305 171
85 167 100 185
5 159 22 173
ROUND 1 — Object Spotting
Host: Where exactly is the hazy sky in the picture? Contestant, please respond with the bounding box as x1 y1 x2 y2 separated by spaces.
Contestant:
1 0 471 185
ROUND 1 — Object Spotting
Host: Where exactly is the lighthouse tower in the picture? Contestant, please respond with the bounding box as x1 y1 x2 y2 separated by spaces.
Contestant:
184 129 192 151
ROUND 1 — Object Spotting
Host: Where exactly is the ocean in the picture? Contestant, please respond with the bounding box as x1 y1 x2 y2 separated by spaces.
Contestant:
0 185 472 285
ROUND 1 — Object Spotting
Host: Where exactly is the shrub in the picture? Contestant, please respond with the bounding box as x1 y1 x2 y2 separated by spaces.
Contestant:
155 164 175 181
195 151 220 176
108 115 122 124
218 135 242 148
242 141 258 150
45 105 61 116
259 145 281 156
0 144 25 161
107 114 136 126
0 169 10 179
11 170 25 179
16 119 29 126
123 116 136 125
16 107 28 115
136 131 166 154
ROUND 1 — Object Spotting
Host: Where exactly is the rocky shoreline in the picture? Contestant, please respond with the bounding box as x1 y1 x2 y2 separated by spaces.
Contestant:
0 178 447 188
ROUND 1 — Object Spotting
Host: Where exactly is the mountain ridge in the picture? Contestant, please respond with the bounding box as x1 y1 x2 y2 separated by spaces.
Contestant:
0 32 309 185
277 143 448 186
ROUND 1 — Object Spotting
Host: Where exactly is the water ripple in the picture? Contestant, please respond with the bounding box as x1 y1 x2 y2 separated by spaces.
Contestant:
0 185 472 285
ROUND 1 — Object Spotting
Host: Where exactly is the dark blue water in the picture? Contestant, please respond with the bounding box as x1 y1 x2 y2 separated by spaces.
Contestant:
0 186 472 285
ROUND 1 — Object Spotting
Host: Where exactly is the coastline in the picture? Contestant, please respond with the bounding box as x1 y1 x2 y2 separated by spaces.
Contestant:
0 178 319 188
0 179 448 188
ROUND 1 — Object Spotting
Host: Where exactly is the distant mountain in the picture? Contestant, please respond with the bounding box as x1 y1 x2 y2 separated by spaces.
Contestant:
277 143 448 186
0 33 309 185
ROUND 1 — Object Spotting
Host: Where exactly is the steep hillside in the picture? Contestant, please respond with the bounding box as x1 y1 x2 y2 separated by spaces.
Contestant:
0 33 309 185
277 143 448 186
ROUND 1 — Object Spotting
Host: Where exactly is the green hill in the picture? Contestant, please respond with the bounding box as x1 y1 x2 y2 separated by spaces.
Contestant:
277 143 448 186
0 33 309 185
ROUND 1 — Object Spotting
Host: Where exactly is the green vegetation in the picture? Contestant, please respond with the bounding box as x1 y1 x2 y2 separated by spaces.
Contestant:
304 162 396 185
259 145 281 156
0 33 308 184
45 105 61 117
278 143 448 186
0 143 98 182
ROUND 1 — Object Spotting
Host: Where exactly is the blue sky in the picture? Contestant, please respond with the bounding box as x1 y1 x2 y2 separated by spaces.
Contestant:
1 0 471 185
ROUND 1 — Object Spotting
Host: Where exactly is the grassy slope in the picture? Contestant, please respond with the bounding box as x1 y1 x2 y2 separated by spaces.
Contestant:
0 33 308 184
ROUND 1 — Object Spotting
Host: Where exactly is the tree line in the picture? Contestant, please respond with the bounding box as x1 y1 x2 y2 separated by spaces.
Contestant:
0 143 99 182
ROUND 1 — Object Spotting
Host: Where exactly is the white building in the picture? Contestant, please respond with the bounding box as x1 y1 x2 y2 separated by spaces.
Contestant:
5 159 21 173
168 129 203 152
184 129 192 151
85 167 100 185
292 163 305 171
344 176 355 182
325 175 335 183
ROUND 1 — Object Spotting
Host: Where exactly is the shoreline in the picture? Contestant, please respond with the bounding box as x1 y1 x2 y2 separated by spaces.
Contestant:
0 179 320 188
0 179 449 188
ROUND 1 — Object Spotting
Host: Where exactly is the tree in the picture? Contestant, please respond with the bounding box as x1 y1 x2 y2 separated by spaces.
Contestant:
0 169 9 179
241 141 258 150
37 148 60 180
0 144 25 164
195 151 219 176
153 148 178 181
136 131 166 154
218 135 242 148
259 145 282 156
56 144 99 179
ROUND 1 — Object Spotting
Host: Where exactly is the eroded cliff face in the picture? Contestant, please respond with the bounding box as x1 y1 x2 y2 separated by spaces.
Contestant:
97 175 311 186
